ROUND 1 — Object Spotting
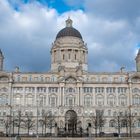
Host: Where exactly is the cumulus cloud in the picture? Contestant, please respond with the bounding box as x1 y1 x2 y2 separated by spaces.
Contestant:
0 0 139 72
84 0 140 21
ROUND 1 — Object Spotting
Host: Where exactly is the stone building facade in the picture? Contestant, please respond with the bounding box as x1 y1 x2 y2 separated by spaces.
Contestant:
0 18 140 135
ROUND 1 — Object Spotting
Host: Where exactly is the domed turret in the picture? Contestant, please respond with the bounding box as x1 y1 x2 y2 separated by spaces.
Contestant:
51 18 88 72
0 49 4 71
136 49 140 72
56 18 82 39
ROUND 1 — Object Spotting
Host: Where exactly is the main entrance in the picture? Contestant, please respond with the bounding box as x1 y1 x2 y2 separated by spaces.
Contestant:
65 110 77 134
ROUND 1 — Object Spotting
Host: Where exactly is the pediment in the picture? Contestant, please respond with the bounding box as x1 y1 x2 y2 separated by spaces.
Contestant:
0 76 9 82
0 72 10 82
58 75 83 83
0 87 8 93
129 73 140 83
65 76 77 83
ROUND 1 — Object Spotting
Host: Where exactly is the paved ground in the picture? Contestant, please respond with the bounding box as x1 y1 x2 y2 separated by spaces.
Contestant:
1 137 140 140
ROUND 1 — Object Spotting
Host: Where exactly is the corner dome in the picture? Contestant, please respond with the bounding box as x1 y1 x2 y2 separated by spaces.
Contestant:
56 18 82 39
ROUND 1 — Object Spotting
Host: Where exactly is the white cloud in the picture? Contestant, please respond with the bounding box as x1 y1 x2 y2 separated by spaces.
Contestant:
0 0 139 72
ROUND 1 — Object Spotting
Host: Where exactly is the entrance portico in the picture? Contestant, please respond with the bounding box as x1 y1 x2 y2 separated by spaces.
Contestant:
65 110 77 134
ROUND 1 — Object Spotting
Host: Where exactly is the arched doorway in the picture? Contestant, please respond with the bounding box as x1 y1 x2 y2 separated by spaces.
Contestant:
65 110 77 134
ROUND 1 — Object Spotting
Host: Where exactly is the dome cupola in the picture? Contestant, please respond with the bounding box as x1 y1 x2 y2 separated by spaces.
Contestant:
51 18 88 72
56 17 82 39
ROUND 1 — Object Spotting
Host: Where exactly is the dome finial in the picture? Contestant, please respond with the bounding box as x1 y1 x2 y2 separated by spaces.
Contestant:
66 17 73 27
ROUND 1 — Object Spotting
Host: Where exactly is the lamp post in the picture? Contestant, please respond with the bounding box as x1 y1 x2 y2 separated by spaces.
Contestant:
117 114 121 138
128 105 132 137
85 110 93 137
6 104 12 140
36 99 39 139
8 105 12 138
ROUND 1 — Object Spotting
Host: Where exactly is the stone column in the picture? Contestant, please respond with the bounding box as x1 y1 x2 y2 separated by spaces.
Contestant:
85 51 88 63
23 87 25 106
80 87 83 106
8 78 13 106
77 87 79 105
34 87 37 106
129 82 132 106
58 86 61 106
46 87 48 106
71 49 74 61
116 87 119 106
80 50 82 61
62 87 65 106
33 87 37 106
65 50 68 61
93 87 95 106
56 50 59 62
79 87 81 106
104 87 107 106
59 48 61 63
60 87 62 106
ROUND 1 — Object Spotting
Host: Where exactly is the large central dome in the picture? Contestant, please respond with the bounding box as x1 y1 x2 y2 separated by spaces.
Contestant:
56 18 82 39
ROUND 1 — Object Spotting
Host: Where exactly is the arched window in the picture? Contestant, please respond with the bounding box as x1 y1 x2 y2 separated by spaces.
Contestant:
132 88 140 93
65 95 75 106
0 76 8 81
49 95 57 107
45 77 50 82
107 95 115 106
132 95 140 105
14 94 21 105
0 87 8 92
0 95 8 105
26 94 33 106
96 95 104 106
108 110 111 116
113 111 117 116
84 95 92 107
119 95 127 106
121 119 127 127
109 120 115 127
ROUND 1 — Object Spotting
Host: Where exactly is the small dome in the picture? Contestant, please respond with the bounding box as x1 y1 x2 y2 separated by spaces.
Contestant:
56 27 82 39
56 17 82 39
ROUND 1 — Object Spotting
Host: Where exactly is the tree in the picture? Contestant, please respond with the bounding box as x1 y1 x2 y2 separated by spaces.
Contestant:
14 111 23 135
122 112 135 137
22 114 35 135
113 112 123 137
46 111 55 135
113 111 136 137
39 113 48 136
11 112 15 136
3 115 11 136
90 110 106 137
39 111 55 136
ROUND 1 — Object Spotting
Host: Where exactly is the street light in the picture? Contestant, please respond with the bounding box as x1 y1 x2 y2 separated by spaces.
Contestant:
128 105 132 137
36 99 39 139
7 104 12 137
6 104 12 140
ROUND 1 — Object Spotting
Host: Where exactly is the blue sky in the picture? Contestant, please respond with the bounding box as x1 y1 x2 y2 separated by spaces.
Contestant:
8 0 84 13
0 0 140 72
